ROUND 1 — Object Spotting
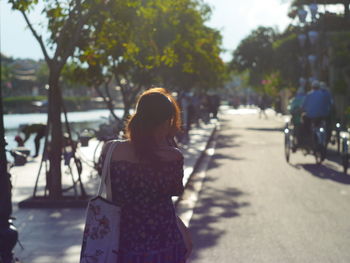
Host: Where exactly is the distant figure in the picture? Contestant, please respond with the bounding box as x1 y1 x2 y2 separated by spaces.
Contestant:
290 87 306 127
180 92 190 134
258 94 269 119
289 87 306 149
209 94 220 119
20 123 46 157
14 135 24 147
89 88 192 263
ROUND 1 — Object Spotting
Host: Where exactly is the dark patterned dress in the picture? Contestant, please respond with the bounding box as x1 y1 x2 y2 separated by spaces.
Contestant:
109 158 187 263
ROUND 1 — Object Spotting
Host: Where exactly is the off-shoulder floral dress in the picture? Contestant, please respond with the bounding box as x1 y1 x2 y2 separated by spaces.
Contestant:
109 158 187 263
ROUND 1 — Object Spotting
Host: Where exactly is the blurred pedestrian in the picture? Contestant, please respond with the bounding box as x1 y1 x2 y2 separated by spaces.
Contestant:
99 87 192 263
14 135 24 147
179 92 190 136
258 93 268 119
209 94 220 119
20 123 46 158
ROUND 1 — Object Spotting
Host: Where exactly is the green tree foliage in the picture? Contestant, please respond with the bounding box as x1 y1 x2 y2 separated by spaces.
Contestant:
153 0 226 90
231 26 277 87
272 32 300 87
1 64 13 85
72 0 226 119
1 54 14 88
329 32 350 94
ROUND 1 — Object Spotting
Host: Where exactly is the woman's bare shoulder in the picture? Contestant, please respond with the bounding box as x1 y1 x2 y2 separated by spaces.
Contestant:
102 140 130 156
112 140 138 162
157 146 183 162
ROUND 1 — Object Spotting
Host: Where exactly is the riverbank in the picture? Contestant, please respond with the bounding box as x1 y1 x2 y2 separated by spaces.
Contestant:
3 96 125 114
4 109 127 161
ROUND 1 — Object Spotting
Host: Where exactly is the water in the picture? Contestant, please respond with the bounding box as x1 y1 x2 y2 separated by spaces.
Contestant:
4 109 125 160
4 109 125 130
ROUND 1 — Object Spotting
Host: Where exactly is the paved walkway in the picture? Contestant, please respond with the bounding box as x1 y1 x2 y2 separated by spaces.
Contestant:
10 120 216 263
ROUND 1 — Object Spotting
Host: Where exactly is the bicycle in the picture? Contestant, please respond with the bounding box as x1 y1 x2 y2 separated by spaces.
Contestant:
77 119 123 175
340 130 349 175
0 138 20 263
284 118 327 164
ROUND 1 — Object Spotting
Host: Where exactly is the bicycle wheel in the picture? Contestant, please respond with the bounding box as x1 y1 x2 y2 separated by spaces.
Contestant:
93 140 104 173
341 137 349 174
337 132 341 154
313 124 327 164
284 128 291 163
342 154 349 175
314 144 326 164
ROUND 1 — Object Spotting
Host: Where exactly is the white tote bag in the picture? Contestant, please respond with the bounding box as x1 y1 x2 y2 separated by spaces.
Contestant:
80 141 121 263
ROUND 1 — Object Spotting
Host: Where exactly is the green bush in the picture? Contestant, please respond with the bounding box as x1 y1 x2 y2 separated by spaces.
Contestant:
4 96 47 103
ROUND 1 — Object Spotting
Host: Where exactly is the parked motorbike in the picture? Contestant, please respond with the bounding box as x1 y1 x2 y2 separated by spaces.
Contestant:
0 138 19 263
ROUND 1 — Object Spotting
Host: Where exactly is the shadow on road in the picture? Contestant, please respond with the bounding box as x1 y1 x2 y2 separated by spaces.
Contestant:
287 144 348 183
14 207 84 261
215 134 240 149
296 163 350 184
207 153 244 171
207 130 243 171
246 127 284 132
189 185 249 261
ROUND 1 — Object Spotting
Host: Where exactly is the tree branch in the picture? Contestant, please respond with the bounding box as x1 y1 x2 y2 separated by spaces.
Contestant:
19 9 52 64
53 0 83 62
93 79 121 122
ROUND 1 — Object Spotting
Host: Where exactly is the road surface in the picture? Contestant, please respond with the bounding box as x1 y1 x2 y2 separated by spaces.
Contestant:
188 108 350 263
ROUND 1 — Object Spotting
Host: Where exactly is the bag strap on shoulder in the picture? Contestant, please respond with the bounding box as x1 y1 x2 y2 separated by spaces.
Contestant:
97 140 120 199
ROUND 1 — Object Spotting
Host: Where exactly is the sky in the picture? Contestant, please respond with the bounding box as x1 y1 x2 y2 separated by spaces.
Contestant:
0 0 291 62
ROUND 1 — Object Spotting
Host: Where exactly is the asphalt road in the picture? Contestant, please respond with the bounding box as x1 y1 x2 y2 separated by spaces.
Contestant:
188 109 350 263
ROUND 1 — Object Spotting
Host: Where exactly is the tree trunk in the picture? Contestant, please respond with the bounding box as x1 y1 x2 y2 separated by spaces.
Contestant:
345 1 350 19
47 69 63 199
0 82 12 223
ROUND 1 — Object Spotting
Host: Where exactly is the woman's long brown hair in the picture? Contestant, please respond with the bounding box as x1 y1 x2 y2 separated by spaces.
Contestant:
125 88 182 162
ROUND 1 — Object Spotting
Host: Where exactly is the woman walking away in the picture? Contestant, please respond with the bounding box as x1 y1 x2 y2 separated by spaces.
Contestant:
99 87 192 263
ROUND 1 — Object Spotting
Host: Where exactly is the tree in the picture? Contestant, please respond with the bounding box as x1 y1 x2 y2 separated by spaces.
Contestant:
73 0 226 122
1 54 14 95
231 27 278 87
136 0 226 92
273 32 301 87
8 0 108 199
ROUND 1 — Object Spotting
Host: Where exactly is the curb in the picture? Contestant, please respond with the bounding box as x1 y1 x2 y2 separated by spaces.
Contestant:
183 122 217 189
175 121 218 211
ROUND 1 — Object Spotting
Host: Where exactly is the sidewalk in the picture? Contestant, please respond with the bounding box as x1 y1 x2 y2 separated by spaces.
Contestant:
10 120 217 263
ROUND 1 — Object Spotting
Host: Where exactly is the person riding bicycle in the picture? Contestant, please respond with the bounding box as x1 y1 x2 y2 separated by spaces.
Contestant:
289 87 306 149
300 80 332 146
319 81 334 145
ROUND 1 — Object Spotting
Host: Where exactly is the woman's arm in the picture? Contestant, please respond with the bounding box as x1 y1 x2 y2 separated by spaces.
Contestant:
176 216 193 260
